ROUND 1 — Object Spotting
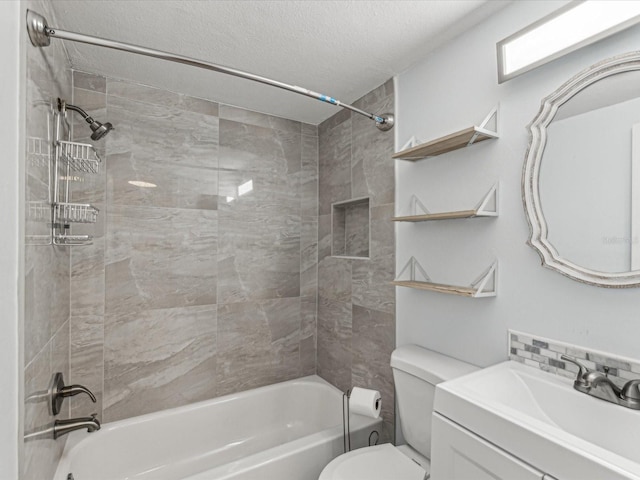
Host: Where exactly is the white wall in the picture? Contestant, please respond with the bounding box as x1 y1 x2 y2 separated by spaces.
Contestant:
396 0 640 367
0 1 23 478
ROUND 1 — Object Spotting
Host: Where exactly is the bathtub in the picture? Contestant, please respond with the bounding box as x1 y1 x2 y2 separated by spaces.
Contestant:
53 375 382 480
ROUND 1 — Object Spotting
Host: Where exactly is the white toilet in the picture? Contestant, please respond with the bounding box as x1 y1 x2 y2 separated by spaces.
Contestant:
319 344 477 480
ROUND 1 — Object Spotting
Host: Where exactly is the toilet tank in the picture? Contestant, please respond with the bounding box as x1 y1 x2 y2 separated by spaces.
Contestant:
391 345 477 459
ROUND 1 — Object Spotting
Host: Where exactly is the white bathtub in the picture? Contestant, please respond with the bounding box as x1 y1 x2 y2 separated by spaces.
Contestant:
54 375 382 480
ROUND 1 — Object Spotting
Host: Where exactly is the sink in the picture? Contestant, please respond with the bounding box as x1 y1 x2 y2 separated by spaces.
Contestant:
435 361 640 480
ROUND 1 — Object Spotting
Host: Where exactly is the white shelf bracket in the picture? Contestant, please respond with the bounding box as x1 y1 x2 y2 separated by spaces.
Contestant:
468 105 499 145
473 183 499 217
397 256 431 283
407 195 430 216
399 136 422 152
469 261 498 298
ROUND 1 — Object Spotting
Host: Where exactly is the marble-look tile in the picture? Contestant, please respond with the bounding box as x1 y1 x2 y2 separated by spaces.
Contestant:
319 117 352 215
105 206 217 314
345 202 370 258
219 118 301 176
216 298 301 396
107 78 220 116
351 87 394 207
301 133 319 217
106 95 218 165
352 204 395 315
318 256 351 303
217 209 300 303
219 104 301 134
72 87 106 112
73 71 106 93
107 151 218 210
70 315 104 418
318 107 350 137
301 217 318 297
70 237 105 317
316 296 352 392
302 123 318 137
24 245 71 365
107 78 178 109
104 305 217 422
106 96 218 209
51 320 71 418
352 79 394 113
180 95 219 117
332 207 346 256
218 164 299 217
300 296 317 376
318 214 332 261
351 305 395 443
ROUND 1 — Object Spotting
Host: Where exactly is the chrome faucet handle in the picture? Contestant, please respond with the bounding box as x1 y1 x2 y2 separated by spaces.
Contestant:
59 384 97 403
621 379 640 401
49 372 97 416
560 355 590 386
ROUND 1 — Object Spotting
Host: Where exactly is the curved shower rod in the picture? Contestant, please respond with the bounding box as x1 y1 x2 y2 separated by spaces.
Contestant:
26 10 394 131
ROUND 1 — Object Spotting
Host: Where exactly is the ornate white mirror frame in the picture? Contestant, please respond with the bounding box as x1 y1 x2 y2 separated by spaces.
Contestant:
523 51 640 288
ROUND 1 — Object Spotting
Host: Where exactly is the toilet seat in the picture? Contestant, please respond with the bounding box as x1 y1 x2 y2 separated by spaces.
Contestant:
319 443 427 480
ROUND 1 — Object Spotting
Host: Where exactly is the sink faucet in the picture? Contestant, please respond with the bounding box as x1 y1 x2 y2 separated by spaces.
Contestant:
561 355 640 409
53 414 101 439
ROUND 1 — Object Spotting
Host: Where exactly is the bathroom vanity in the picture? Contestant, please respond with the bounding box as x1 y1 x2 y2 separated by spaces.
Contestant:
431 361 640 480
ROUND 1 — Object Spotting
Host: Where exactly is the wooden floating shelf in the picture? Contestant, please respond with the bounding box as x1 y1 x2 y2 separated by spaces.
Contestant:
393 107 499 161
392 280 478 297
393 257 497 298
394 185 499 222
393 209 485 222
393 126 498 161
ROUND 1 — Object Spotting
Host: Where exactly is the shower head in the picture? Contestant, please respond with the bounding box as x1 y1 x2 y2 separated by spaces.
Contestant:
59 98 114 141
89 120 114 141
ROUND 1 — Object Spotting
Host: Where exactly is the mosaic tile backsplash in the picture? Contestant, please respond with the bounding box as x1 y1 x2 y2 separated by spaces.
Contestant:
509 330 640 387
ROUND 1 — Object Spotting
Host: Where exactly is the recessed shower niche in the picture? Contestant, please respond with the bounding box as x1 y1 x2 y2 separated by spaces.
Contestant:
332 197 370 259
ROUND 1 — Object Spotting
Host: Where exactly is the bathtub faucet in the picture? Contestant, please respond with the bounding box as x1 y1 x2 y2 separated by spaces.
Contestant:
53 414 101 439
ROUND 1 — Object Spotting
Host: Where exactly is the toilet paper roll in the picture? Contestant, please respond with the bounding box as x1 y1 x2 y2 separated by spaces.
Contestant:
349 387 381 419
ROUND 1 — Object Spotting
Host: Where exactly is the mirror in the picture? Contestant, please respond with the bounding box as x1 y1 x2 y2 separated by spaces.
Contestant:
523 51 640 287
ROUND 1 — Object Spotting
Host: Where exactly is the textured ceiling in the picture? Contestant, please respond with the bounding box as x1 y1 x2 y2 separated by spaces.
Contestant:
47 0 509 124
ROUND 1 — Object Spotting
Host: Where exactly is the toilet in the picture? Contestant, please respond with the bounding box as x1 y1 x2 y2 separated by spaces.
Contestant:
319 344 478 480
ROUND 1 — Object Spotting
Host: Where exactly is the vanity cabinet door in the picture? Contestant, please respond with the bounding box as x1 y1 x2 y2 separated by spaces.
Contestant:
431 413 545 480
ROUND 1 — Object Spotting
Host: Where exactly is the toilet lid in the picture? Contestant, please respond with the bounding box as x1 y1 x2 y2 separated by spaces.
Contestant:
319 444 426 480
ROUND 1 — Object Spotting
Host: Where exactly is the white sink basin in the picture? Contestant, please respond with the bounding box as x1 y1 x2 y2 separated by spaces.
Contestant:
435 361 640 480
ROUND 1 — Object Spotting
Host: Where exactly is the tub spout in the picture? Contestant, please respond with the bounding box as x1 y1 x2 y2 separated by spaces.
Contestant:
53 414 100 439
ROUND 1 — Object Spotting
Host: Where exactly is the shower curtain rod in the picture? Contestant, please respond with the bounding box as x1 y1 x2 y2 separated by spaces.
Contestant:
26 10 394 131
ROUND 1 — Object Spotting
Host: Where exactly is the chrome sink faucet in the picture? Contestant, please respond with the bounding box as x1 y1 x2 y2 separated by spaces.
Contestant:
561 355 640 409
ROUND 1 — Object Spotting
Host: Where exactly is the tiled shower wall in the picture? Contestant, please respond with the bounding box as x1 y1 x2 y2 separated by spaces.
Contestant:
22 1 72 479
68 71 319 422
316 80 396 441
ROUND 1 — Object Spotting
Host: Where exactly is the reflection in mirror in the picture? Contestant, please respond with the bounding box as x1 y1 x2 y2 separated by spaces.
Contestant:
523 51 640 287
540 70 640 273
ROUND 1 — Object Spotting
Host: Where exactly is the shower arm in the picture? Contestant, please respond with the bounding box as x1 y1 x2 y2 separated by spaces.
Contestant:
26 10 394 131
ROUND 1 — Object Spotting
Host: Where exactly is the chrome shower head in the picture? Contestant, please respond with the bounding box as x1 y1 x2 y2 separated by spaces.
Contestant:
89 120 113 141
59 98 114 141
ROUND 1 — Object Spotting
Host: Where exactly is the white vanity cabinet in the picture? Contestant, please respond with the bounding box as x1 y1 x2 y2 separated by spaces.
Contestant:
431 413 557 480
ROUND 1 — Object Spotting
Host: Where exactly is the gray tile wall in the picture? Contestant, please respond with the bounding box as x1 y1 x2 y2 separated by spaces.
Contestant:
317 80 396 442
23 1 73 479
69 72 319 423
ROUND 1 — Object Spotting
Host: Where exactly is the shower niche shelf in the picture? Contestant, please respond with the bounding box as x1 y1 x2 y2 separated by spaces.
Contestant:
393 257 497 298
393 184 498 222
393 107 498 161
